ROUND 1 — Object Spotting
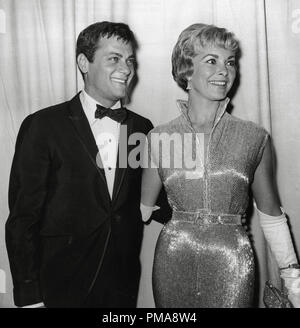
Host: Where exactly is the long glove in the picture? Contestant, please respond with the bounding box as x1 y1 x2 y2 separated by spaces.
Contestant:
255 203 300 307
255 203 297 268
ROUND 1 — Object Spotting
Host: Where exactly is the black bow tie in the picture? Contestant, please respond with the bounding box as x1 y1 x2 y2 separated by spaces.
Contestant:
95 104 127 123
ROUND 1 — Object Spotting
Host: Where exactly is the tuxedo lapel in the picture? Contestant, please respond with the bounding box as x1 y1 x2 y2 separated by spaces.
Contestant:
111 111 133 205
67 94 110 196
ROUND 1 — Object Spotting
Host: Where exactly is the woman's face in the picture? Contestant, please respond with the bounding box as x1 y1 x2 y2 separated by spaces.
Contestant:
188 45 237 102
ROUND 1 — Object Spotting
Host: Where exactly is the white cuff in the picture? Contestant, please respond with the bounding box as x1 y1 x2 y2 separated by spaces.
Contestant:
280 268 300 295
140 203 160 222
21 302 45 308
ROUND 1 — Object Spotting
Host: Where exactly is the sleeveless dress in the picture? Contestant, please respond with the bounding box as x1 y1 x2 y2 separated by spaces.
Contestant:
147 98 269 308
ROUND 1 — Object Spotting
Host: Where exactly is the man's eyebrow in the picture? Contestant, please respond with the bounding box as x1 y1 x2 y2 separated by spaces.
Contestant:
107 52 135 59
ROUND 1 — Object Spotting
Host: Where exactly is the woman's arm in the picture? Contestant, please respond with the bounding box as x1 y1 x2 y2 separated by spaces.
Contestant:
251 138 300 307
140 167 162 222
251 138 281 215
251 138 297 267
141 167 162 207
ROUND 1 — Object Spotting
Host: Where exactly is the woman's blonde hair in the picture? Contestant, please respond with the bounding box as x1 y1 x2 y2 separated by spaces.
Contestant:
172 23 240 91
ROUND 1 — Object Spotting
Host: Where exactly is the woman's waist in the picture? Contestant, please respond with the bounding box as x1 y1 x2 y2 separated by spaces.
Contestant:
172 209 244 225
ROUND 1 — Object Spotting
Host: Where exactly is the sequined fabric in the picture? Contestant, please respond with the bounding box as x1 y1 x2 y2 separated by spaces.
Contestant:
148 98 269 308
263 281 293 308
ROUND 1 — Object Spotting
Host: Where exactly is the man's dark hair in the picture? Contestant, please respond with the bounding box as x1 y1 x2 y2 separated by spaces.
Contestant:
76 21 138 63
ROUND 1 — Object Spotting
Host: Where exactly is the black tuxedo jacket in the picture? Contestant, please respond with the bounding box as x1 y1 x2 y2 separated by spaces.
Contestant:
6 93 169 307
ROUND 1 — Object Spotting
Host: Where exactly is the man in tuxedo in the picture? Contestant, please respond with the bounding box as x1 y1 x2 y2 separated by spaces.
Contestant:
5 21 171 308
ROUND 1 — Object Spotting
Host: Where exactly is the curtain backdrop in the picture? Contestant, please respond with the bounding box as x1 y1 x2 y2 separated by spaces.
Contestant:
0 0 300 308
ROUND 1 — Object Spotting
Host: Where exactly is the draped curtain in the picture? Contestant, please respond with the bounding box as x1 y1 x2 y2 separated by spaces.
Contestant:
0 0 299 308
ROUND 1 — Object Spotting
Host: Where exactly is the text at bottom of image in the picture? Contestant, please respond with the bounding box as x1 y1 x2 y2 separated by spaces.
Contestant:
102 312 198 325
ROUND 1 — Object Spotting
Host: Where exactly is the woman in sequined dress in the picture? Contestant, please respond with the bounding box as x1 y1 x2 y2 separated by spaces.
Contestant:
140 24 300 308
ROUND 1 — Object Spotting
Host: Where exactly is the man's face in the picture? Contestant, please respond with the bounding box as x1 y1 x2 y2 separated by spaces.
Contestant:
84 36 135 107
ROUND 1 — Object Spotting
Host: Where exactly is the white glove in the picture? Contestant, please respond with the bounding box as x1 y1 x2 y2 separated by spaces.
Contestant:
255 203 300 307
255 203 298 268
140 203 160 223
280 268 300 308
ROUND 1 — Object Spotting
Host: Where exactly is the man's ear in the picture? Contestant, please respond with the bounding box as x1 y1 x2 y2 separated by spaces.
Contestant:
77 53 89 74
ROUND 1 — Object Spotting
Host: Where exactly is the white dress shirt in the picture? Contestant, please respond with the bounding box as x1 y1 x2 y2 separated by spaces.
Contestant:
80 90 121 199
